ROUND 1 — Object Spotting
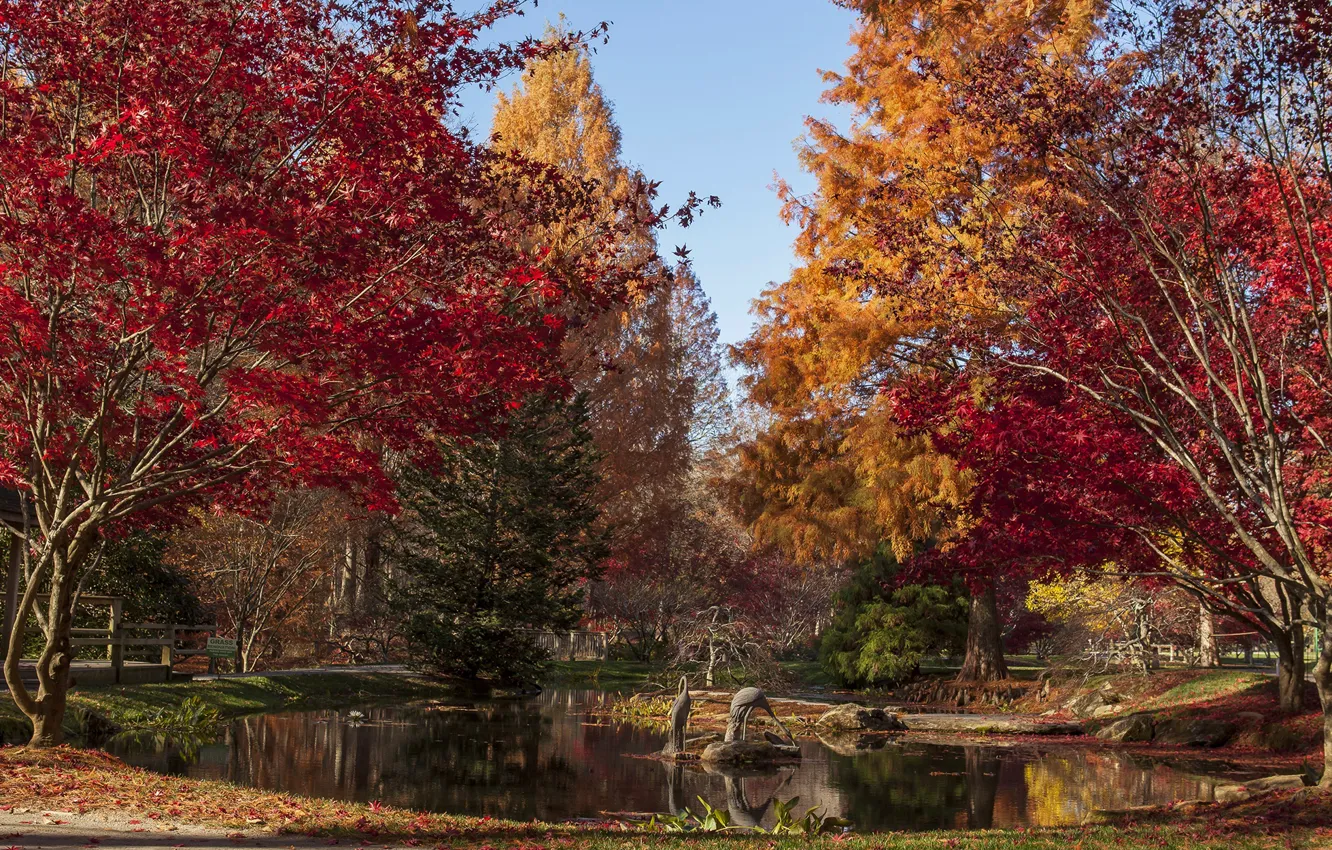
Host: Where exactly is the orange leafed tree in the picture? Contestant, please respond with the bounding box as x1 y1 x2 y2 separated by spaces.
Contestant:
734 0 1103 680
492 33 729 582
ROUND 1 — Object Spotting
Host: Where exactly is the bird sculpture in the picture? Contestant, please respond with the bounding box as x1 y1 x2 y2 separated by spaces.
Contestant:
725 686 795 744
663 675 691 756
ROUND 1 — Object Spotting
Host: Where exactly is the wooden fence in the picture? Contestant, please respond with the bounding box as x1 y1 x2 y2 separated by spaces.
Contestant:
522 630 609 662
35 593 220 683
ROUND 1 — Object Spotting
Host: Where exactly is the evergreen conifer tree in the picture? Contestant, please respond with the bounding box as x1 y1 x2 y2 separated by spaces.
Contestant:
392 393 606 683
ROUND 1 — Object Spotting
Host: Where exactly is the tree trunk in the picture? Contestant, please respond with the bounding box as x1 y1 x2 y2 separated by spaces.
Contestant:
1198 604 1220 667
958 582 1008 682
27 676 70 747
6 545 83 748
1274 623 1306 713
1313 623 1332 788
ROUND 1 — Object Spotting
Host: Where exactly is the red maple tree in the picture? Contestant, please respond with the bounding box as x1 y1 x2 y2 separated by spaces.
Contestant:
0 0 686 745
877 0 1332 779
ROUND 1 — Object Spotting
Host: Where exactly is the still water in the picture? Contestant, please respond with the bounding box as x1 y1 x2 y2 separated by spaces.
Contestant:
113 689 1232 831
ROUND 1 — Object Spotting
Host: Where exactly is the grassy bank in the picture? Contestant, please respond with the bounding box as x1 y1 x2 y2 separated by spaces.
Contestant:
540 659 840 691
0 747 1328 848
1032 669 1324 757
542 660 658 690
0 670 462 741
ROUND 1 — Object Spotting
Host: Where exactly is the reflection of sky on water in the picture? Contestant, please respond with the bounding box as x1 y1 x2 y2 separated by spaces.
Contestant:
111 689 1227 831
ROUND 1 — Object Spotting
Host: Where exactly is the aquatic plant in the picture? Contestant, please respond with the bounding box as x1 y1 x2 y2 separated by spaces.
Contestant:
646 796 851 835
106 696 222 762
769 796 852 835
608 695 674 719
647 797 734 832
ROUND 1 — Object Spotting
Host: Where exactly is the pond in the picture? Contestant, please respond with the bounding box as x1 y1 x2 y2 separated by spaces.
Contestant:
111 689 1239 832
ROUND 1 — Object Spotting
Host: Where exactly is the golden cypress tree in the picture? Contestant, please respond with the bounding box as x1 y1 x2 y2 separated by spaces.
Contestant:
735 0 1102 680
492 32 728 568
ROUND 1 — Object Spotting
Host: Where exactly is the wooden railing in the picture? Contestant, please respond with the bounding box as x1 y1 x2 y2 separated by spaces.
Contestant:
522 630 609 662
24 594 220 682
69 623 218 681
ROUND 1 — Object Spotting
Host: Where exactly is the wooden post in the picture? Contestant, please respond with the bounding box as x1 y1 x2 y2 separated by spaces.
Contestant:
108 598 124 684
160 625 175 667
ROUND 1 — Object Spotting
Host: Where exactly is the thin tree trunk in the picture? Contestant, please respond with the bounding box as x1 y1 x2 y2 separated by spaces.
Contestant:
1198 603 1220 667
958 582 1009 682
20 546 83 747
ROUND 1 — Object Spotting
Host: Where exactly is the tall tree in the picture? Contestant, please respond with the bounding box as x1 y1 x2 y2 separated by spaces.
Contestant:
492 38 731 642
734 0 1103 681
390 393 606 684
871 0 1332 771
0 0 688 745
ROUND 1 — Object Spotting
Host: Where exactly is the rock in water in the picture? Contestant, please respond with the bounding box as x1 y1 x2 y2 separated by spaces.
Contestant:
701 741 788 765
816 703 908 732
1095 714 1155 743
1153 718 1235 747
1214 774 1307 803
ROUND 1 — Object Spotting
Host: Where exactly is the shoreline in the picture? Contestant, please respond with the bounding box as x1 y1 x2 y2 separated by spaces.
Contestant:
0 746 1327 849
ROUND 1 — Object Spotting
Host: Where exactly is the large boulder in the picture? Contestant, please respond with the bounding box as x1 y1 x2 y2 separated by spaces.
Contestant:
1214 774 1307 803
1095 714 1155 743
1153 717 1236 748
903 714 1083 735
816 703 908 732
700 741 788 765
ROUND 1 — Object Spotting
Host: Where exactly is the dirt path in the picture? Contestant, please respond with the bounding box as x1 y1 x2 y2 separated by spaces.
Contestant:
0 811 345 850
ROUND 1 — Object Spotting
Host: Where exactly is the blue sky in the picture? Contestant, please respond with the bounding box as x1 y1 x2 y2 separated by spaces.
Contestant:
456 1 858 355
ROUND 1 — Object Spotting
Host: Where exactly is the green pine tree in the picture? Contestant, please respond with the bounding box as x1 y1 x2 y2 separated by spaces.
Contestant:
392 392 606 684
820 547 969 688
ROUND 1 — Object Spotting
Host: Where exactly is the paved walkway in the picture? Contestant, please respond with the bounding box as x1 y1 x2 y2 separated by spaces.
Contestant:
0 811 341 849
187 663 413 681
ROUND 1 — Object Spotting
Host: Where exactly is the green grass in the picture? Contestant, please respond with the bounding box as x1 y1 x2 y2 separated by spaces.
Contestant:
779 659 836 688
1 671 463 740
1137 670 1269 711
544 659 841 692
542 660 658 690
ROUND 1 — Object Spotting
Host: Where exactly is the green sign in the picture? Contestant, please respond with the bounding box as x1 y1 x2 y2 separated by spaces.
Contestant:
206 637 238 659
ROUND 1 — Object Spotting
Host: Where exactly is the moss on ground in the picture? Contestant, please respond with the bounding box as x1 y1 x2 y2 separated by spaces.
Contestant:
1136 670 1271 711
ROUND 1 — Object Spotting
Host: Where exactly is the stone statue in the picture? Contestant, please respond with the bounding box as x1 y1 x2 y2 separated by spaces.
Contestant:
724 686 795 744
663 675 691 756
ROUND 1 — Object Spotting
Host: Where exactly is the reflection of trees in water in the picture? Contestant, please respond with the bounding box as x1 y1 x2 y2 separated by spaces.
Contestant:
1021 750 1213 825
217 692 680 821
965 748 1001 829
110 691 1224 831
823 744 973 831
